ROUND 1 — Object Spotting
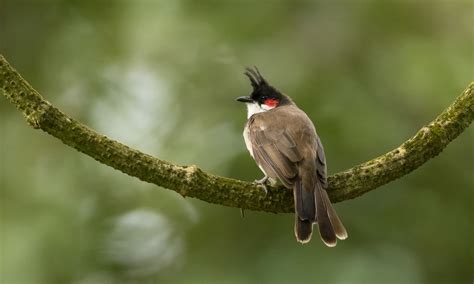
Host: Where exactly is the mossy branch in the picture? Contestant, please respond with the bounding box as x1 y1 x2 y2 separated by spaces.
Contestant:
1 55 473 213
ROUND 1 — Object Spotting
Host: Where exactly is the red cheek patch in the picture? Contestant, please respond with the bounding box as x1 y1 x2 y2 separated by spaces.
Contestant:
264 98 279 108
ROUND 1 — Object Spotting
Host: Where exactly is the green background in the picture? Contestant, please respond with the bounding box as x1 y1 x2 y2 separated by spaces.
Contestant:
1 1 473 283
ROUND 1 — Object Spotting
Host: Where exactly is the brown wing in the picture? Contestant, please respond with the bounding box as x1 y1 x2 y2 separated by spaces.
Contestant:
250 128 303 187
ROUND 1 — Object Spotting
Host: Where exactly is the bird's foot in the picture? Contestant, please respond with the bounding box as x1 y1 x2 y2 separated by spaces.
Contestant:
253 176 270 195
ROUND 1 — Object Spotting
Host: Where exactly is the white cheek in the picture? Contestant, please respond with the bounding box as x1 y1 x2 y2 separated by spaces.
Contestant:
246 103 276 118
246 103 265 118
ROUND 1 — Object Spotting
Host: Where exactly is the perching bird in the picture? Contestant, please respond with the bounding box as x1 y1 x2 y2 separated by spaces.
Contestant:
236 67 348 245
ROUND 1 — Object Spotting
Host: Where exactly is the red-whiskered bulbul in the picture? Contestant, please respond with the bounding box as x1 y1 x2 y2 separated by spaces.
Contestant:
236 67 348 245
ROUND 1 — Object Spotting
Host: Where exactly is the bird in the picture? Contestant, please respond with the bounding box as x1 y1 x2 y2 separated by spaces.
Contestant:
236 67 348 245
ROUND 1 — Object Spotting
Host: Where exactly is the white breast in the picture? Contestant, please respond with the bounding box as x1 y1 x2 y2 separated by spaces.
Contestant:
243 125 254 158
243 119 268 176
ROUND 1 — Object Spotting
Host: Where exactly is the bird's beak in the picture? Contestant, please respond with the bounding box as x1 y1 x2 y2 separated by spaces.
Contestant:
236 96 253 103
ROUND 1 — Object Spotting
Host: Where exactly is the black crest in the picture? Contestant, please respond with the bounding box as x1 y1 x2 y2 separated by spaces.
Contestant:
244 66 268 90
243 66 291 105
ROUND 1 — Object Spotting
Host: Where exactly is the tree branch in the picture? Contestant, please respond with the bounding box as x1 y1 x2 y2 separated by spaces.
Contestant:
1 54 473 213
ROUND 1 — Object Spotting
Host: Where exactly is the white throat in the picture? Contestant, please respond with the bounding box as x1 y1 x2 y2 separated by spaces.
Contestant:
246 102 274 119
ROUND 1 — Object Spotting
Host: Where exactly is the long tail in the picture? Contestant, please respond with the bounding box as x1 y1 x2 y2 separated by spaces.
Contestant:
293 179 315 243
295 217 313 243
294 179 348 245
315 182 348 246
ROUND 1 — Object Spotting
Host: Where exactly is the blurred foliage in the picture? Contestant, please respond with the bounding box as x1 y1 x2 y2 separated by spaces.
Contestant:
1 1 473 284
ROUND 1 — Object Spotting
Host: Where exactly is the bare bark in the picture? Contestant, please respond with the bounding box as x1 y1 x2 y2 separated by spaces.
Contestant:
1 55 473 213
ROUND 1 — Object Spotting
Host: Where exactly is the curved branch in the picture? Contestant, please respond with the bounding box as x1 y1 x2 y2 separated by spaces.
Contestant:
1 55 473 213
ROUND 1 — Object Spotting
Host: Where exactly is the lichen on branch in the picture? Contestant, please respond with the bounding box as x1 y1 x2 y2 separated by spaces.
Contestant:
1 54 473 213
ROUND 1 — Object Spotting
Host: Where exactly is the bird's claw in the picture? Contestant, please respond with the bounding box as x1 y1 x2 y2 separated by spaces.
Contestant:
253 176 269 195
